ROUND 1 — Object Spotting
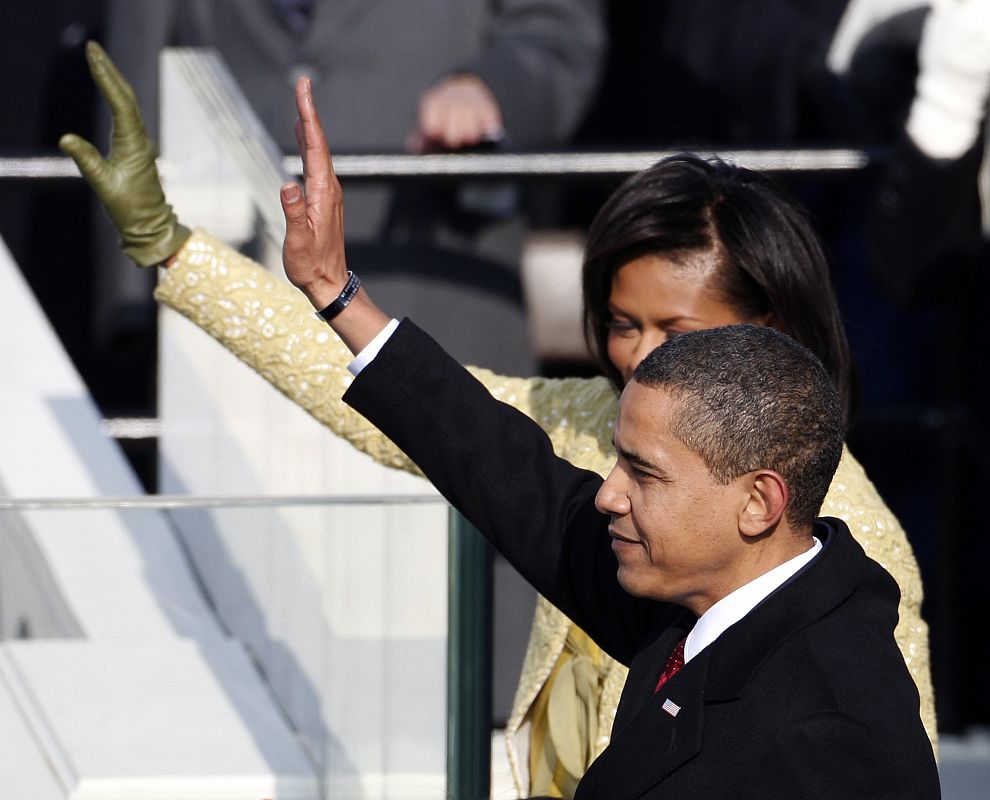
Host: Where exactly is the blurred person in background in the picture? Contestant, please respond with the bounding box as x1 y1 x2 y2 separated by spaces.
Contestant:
94 0 605 380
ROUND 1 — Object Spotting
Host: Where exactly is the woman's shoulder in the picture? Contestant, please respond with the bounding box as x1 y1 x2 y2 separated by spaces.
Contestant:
467 368 620 474
822 446 892 520
822 446 922 587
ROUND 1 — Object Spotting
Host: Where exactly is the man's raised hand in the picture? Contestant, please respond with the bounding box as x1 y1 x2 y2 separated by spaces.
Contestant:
279 76 349 309
280 77 391 353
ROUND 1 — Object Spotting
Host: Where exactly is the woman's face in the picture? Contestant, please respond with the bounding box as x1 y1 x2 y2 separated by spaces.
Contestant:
606 254 760 384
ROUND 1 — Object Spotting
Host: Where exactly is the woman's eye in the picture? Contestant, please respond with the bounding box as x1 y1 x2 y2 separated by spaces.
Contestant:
606 319 637 336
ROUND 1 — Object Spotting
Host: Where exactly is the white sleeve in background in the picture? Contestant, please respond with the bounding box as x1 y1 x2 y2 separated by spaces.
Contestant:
826 0 930 76
347 318 401 376
907 0 990 160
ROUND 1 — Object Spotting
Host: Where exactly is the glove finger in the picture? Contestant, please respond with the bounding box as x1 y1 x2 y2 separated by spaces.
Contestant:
85 41 148 150
58 133 112 190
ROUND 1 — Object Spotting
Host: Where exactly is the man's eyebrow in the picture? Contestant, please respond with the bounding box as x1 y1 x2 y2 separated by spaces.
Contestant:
613 440 664 474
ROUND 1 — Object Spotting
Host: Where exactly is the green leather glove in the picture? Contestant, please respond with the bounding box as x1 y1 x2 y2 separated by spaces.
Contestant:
59 41 191 267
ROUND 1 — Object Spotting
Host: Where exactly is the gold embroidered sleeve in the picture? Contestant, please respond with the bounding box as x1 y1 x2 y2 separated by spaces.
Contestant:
153 231 620 477
154 229 422 473
469 368 619 474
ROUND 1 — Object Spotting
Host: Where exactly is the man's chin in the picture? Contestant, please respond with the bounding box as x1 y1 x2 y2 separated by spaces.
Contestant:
616 566 669 602
616 567 648 598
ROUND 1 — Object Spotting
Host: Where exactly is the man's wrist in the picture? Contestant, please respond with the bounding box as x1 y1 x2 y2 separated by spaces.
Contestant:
300 274 347 310
317 271 362 322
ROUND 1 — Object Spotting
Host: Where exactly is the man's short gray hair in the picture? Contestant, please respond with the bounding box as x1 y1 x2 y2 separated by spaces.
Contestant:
632 324 844 527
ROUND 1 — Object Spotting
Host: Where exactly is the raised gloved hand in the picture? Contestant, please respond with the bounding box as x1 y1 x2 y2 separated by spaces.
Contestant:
907 0 990 159
59 40 191 267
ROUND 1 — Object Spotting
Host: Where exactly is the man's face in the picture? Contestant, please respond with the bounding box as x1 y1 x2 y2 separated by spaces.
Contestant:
596 381 750 615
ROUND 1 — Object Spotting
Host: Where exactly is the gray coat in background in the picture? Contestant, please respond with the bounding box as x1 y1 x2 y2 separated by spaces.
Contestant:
97 0 606 375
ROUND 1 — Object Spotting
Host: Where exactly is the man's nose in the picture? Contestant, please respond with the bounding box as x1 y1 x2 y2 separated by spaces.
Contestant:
595 468 629 516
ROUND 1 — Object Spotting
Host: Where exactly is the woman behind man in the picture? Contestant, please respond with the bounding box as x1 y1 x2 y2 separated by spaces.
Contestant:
61 42 935 798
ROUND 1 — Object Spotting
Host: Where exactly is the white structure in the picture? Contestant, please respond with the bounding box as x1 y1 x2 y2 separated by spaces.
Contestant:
0 49 449 800
0 232 317 799
157 51 450 798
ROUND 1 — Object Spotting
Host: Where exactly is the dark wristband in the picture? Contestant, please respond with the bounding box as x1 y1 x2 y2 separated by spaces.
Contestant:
317 271 361 322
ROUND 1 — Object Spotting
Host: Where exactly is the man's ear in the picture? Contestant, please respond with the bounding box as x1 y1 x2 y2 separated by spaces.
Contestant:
738 470 788 537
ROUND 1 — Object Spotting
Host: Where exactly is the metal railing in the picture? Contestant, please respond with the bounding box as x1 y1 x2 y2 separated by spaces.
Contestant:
0 148 876 184
0 494 442 511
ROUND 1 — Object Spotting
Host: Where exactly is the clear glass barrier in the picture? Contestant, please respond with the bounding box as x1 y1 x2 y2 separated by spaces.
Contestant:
0 496 452 799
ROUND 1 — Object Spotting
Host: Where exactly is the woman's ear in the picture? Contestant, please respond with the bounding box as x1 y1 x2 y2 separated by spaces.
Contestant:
738 469 788 537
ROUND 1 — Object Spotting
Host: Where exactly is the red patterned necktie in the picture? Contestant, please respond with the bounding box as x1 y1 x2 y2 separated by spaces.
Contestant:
654 638 686 693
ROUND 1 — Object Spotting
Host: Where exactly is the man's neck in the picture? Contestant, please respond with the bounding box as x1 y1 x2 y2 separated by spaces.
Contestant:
685 536 822 662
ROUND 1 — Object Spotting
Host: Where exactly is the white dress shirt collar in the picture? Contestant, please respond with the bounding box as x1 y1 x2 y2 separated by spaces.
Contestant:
684 537 822 663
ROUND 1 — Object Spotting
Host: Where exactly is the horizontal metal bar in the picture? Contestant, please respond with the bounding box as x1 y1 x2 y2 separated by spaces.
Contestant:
0 494 445 511
0 157 185 181
100 417 162 439
0 149 875 182
0 157 82 179
284 149 874 177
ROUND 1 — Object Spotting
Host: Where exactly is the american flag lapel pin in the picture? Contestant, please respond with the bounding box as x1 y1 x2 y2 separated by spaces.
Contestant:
661 697 681 717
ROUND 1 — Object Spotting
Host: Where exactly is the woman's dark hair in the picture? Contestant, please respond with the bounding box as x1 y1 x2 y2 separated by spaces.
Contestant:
582 153 857 426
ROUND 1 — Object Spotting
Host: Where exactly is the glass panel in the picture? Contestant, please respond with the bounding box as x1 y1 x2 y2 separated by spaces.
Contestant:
0 496 450 799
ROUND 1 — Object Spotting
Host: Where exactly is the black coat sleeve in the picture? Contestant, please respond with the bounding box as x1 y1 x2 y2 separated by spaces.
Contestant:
343 319 655 663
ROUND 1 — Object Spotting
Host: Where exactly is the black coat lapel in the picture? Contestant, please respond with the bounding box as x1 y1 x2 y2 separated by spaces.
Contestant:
611 616 694 733
704 519 892 702
578 648 708 800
